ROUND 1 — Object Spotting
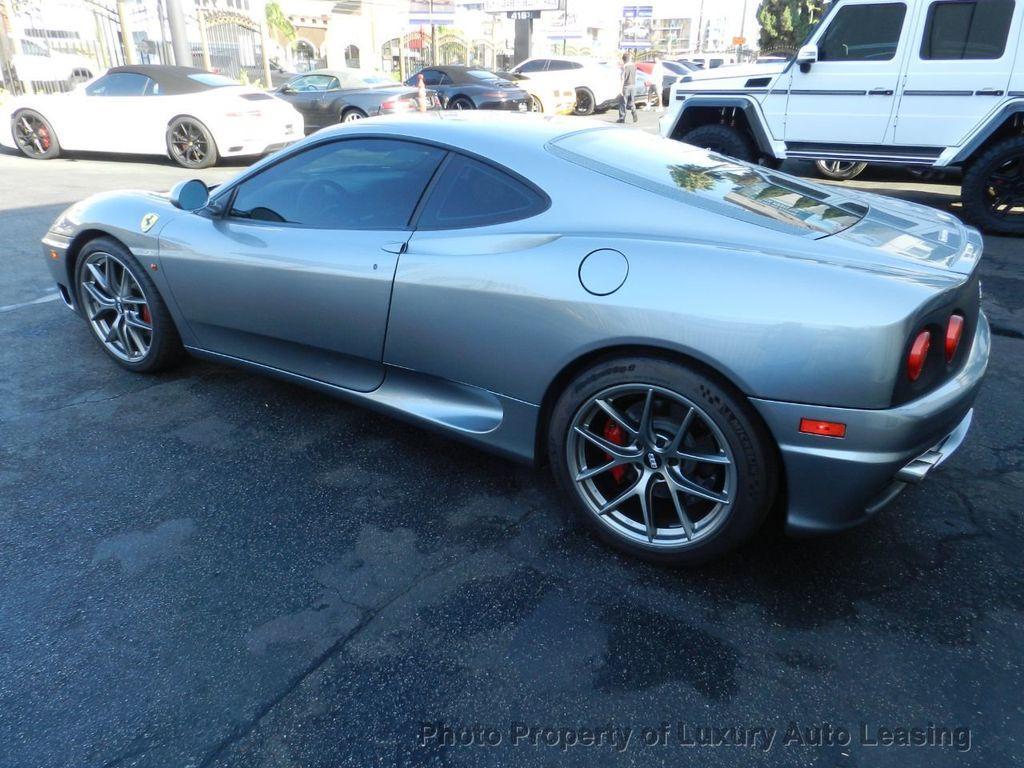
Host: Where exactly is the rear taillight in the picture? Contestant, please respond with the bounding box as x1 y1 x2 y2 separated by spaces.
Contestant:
907 330 931 381
381 98 412 112
945 314 964 362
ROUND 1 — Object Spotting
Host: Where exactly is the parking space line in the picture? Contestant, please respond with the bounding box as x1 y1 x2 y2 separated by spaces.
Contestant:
0 292 61 313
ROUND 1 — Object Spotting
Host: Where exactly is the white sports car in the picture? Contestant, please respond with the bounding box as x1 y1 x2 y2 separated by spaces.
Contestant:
0 64 303 168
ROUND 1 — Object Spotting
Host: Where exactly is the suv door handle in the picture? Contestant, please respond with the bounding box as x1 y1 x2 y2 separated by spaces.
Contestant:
868 88 893 96
976 88 1005 96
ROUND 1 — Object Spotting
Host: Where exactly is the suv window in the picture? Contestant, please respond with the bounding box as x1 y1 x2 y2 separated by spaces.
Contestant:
417 154 547 229
228 139 446 230
920 0 1014 60
817 3 907 61
547 59 582 71
516 59 547 73
85 72 153 96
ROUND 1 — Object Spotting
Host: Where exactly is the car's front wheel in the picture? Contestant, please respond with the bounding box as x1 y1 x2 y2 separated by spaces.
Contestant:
962 136 1024 235
574 88 596 116
814 159 867 180
548 356 777 565
680 124 755 162
12 109 61 160
166 116 218 169
75 237 185 373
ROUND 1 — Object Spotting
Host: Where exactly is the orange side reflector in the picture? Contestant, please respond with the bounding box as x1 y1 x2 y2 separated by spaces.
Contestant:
799 418 847 438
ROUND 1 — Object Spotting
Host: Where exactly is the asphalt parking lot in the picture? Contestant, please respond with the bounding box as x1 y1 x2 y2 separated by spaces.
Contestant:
2 109 1022 768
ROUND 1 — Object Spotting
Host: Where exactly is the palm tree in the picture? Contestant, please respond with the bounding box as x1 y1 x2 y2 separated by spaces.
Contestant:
265 1 295 42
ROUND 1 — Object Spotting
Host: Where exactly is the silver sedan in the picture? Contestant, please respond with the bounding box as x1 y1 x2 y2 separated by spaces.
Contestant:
41 112 989 564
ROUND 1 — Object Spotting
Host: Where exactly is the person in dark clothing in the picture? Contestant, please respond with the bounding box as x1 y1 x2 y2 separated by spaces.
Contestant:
617 52 637 123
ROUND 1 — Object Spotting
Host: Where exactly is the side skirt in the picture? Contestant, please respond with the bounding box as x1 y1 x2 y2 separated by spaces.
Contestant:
186 346 540 464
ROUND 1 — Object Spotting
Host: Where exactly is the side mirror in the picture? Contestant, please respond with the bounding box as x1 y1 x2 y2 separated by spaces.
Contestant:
796 44 818 72
169 179 209 211
280 83 294 93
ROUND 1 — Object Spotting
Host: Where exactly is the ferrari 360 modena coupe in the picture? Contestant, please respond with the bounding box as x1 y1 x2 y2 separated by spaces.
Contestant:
41 112 989 564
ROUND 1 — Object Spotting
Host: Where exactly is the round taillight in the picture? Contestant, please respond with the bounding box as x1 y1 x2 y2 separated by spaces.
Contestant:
907 330 931 381
945 314 964 362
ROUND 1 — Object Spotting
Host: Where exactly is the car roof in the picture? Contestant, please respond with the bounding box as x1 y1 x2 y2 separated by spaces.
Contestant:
421 65 503 83
104 65 227 94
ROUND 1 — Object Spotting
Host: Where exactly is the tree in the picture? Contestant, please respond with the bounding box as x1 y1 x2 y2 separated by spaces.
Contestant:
265 1 295 42
756 0 824 54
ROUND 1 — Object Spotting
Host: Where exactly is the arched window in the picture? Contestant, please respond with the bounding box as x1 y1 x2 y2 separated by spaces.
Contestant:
344 44 360 69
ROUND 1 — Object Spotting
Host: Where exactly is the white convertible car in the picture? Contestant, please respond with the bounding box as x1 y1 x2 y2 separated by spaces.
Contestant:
1 64 303 168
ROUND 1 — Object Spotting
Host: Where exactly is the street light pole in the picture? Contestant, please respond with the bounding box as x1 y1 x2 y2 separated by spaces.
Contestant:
165 0 191 67
430 0 436 66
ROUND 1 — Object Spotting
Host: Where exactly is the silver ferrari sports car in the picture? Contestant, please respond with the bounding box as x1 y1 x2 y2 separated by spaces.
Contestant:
42 112 990 564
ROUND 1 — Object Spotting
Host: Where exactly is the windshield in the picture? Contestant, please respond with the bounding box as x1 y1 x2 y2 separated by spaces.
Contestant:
187 73 236 88
549 129 867 237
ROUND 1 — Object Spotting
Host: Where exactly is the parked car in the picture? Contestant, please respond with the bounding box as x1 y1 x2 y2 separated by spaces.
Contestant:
403 66 531 111
508 55 620 116
41 112 988 564
276 68 440 132
6 37 96 90
0 65 301 169
662 0 1024 234
500 70 576 115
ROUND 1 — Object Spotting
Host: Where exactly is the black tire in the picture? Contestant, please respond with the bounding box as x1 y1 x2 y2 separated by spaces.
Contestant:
74 237 185 373
166 116 219 169
548 356 778 566
531 94 544 113
11 108 61 160
679 124 755 162
814 159 868 180
448 96 475 110
574 87 596 116
341 108 368 123
962 136 1024 235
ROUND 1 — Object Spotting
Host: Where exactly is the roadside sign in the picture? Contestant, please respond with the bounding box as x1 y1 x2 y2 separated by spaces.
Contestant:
732 36 746 46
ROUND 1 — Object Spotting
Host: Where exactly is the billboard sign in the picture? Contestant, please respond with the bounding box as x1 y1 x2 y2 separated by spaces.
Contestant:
483 0 561 12
409 0 455 26
620 5 653 49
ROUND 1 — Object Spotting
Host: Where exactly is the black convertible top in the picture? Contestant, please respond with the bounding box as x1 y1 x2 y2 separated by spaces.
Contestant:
105 65 235 94
430 65 507 84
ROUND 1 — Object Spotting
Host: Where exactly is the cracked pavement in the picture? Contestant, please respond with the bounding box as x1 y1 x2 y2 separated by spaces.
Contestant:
1 115 1022 768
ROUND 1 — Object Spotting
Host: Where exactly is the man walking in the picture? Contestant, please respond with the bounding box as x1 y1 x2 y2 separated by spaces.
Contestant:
617 52 637 124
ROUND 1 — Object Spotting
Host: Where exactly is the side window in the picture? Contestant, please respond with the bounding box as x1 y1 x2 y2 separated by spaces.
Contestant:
290 74 334 91
920 0 1015 60
817 3 908 61
85 73 153 96
228 139 446 230
417 154 548 230
517 59 547 73
417 69 443 85
547 60 576 71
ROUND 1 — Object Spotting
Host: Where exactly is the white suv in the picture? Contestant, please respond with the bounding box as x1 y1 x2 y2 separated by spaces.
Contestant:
509 56 620 116
661 0 1024 234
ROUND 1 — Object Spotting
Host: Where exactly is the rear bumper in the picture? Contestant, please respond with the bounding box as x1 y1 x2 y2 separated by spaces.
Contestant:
218 121 302 157
751 312 990 535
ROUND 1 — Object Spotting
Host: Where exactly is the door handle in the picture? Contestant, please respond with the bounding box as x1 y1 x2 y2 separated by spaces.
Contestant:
868 88 893 96
976 88 1005 96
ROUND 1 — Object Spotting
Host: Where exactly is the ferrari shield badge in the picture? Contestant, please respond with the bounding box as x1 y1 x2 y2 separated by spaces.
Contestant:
140 213 159 233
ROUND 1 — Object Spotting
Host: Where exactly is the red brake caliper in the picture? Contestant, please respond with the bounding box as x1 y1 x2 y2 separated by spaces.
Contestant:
38 126 50 151
140 305 152 324
603 420 627 484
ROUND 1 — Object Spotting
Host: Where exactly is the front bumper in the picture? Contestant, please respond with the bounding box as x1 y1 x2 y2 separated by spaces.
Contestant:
751 312 990 535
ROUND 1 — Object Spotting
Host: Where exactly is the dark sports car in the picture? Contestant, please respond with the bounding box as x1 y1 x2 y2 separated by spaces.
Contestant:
404 66 532 111
275 69 441 132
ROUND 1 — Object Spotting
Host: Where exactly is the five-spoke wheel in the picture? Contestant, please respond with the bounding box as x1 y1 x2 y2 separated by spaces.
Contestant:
75 237 184 372
549 356 775 565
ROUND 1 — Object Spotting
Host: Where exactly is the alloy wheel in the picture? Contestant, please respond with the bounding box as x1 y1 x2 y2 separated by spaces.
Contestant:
170 121 209 166
566 384 736 549
985 156 1024 218
13 113 52 157
343 111 364 122
823 160 859 175
79 252 153 362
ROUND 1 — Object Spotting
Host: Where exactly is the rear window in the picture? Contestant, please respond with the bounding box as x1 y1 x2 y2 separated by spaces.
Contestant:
920 0 1014 60
548 129 867 237
188 73 236 88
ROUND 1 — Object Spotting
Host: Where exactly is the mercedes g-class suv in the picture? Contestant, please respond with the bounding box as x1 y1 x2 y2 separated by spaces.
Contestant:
661 0 1024 234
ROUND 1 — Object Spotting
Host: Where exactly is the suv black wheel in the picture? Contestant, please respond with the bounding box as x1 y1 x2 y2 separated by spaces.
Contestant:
680 124 755 162
962 136 1024 235
574 87 596 116
548 356 777 566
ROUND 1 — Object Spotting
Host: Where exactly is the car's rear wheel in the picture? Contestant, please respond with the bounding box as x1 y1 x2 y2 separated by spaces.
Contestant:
12 109 60 160
449 96 475 110
680 124 755 162
548 356 777 565
531 94 544 113
962 136 1024 235
167 116 218 169
814 159 867 180
341 108 367 123
574 88 596 116
75 237 184 373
